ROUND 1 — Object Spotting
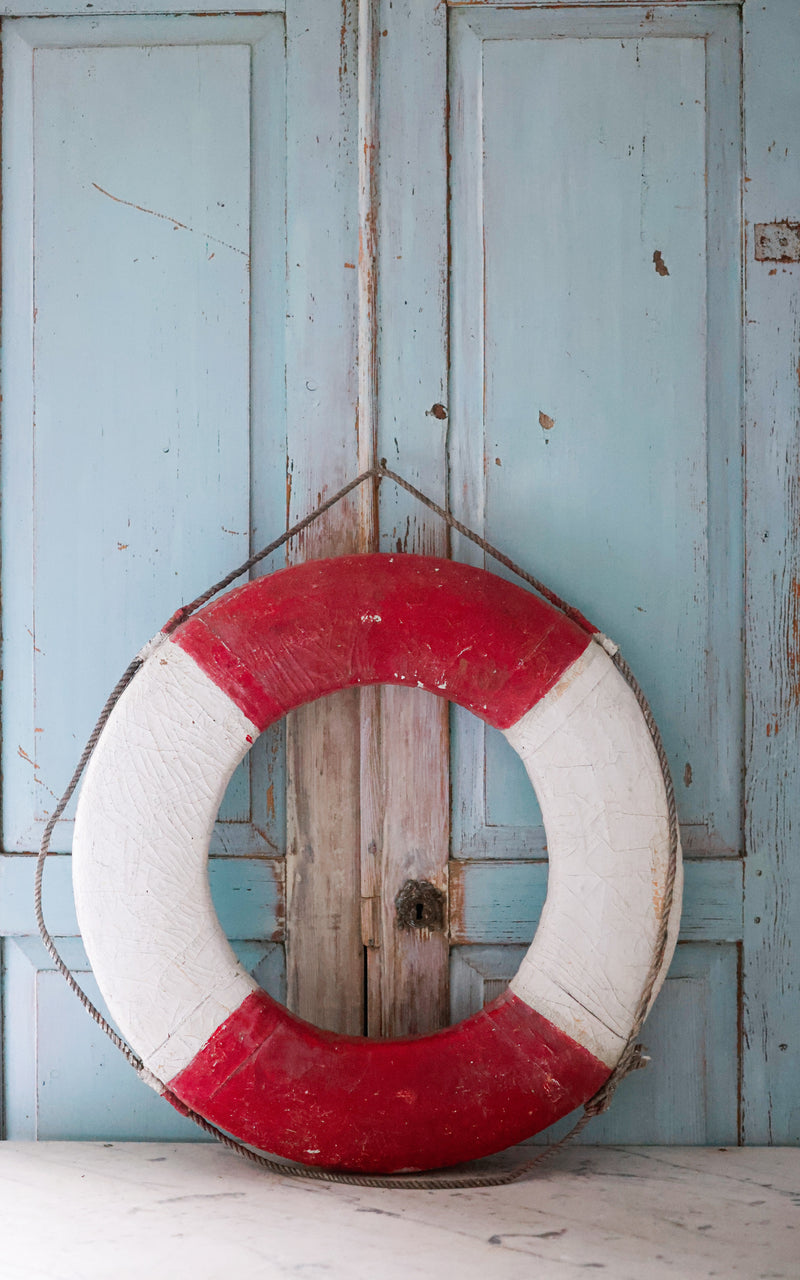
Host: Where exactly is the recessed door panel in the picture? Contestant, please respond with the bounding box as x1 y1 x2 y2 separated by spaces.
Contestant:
1 17 286 856
450 6 742 863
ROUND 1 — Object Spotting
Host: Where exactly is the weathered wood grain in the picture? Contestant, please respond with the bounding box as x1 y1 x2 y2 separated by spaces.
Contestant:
284 0 362 1034
367 0 450 1037
355 0 384 1037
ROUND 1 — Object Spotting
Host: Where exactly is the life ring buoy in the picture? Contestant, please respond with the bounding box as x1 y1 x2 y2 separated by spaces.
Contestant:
72 554 681 1174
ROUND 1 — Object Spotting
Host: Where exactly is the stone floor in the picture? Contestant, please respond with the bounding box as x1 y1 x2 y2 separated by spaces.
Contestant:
1 1143 797 1279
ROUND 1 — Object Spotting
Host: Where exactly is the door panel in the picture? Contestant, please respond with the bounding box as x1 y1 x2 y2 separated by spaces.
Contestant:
449 5 742 864
446 3 744 1144
1 16 286 859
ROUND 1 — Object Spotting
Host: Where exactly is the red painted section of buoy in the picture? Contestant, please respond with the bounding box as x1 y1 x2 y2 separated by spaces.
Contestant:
171 554 591 732
167 988 609 1174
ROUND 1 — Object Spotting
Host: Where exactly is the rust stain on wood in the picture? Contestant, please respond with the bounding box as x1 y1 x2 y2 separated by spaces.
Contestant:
653 249 670 277
360 894 381 948
754 220 800 263
285 462 293 533
787 577 800 706
448 861 466 943
266 857 286 942
340 0 349 82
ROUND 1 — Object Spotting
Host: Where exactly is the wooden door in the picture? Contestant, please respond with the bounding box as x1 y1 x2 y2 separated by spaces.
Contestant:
1 0 798 1149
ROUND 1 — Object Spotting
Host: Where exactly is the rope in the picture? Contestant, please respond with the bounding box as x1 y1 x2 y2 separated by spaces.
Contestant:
35 465 679 1190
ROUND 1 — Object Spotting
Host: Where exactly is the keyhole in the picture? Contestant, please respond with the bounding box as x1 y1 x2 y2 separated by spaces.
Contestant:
394 879 446 932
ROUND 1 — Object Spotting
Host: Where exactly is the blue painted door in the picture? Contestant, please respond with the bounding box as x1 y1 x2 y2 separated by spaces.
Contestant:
1 0 798 1148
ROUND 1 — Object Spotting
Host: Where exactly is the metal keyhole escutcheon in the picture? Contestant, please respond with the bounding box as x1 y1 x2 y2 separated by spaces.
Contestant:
395 879 446 932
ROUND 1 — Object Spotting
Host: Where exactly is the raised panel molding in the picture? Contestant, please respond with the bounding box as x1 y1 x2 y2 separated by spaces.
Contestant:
449 859 744 946
2 937 285 1140
0 854 285 941
0 15 287 858
448 4 743 862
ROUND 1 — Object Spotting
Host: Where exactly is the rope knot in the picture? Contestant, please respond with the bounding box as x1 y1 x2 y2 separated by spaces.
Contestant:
583 1043 649 1117
162 605 192 635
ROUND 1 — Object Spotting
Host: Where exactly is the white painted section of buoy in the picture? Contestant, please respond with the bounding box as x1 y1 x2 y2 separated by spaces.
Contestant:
503 640 682 1067
72 641 259 1084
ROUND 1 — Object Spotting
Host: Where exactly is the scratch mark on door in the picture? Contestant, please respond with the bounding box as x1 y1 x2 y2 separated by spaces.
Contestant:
92 184 249 259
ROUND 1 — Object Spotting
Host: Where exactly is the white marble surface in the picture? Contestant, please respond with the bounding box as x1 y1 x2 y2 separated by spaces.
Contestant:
0 1143 796 1279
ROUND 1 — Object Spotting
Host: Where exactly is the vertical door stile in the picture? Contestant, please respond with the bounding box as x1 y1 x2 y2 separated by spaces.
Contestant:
371 0 450 1036
284 0 363 1035
356 0 385 1034
285 0 450 1040
447 2 746 1144
742 0 800 1144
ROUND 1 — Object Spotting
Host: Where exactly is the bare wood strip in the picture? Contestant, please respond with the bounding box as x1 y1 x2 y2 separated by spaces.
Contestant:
284 0 363 1035
357 0 386 1036
371 0 450 1036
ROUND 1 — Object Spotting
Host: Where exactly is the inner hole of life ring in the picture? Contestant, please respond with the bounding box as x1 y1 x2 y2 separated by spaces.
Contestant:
207 687 548 1036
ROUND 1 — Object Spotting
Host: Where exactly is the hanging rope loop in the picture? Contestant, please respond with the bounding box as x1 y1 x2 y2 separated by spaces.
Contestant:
35 466 679 1190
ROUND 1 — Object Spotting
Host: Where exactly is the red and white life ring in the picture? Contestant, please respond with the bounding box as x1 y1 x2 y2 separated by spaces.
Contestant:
72 554 681 1174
